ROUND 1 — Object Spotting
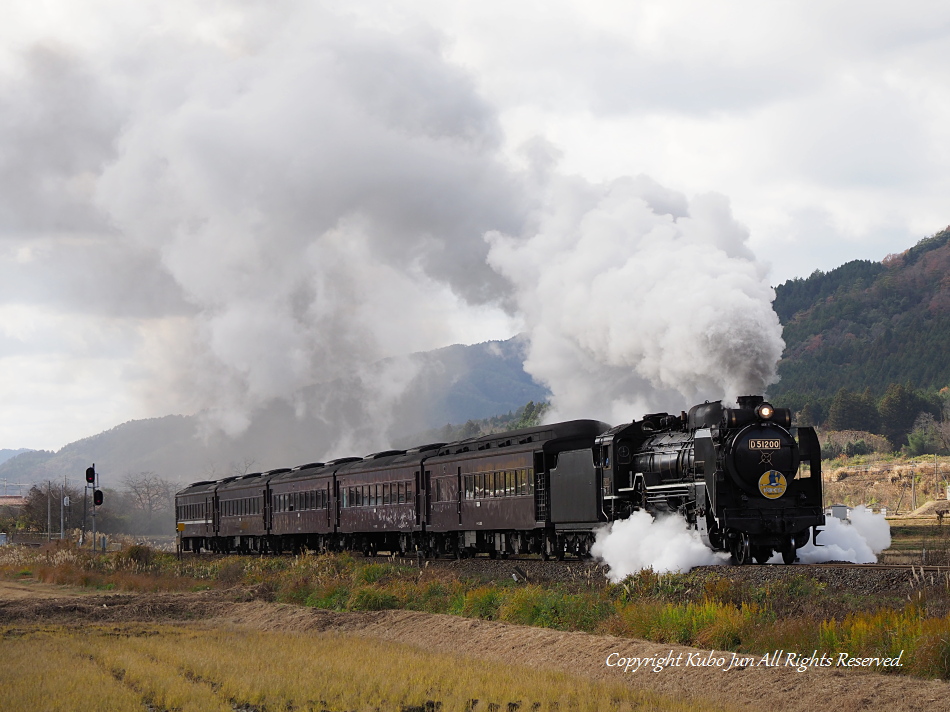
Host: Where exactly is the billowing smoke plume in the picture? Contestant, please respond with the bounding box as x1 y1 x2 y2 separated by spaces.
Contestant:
0 4 530 454
487 170 785 423
1 2 791 459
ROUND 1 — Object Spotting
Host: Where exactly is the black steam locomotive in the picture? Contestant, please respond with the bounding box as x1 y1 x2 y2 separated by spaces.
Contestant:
175 395 823 564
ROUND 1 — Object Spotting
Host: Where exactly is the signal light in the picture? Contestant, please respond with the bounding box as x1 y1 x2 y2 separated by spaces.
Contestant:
85 465 96 484
93 490 103 506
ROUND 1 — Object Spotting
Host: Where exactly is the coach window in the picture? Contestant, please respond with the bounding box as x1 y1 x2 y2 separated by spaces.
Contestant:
406 483 413 503
383 484 389 505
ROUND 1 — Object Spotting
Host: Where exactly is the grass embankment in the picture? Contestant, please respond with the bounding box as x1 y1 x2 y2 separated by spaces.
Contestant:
0 624 706 712
4 543 950 679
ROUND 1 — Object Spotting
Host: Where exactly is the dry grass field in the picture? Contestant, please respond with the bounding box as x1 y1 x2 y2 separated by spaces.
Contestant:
0 620 724 712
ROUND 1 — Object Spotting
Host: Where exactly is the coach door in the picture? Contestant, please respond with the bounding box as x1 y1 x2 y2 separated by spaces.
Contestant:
211 493 220 535
263 487 271 533
424 470 432 527
415 469 432 529
334 480 341 528
457 466 463 526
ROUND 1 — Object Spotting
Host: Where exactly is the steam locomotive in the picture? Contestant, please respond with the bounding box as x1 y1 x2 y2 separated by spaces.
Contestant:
175 395 823 564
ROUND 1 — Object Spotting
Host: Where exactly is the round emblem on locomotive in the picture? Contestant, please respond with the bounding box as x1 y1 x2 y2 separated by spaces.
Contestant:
758 470 787 499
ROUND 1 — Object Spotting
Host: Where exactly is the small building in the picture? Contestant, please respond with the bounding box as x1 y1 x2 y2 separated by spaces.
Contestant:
826 504 850 521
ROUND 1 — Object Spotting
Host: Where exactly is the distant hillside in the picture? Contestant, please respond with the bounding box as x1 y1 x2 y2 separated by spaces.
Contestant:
0 448 32 466
771 226 950 412
0 337 548 488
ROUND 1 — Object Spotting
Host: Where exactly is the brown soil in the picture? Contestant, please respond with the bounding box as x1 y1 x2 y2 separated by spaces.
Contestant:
2 582 948 712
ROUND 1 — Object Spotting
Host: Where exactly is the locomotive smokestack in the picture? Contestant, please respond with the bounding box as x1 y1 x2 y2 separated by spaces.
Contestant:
737 395 765 409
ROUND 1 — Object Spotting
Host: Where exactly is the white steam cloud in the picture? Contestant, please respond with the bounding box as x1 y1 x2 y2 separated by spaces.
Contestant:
592 511 730 581
781 505 891 564
487 170 785 423
594 506 892 580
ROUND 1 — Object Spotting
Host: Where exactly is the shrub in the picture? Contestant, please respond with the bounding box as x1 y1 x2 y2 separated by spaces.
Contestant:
348 587 398 611
461 587 502 619
304 585 351 610
215 561 245 587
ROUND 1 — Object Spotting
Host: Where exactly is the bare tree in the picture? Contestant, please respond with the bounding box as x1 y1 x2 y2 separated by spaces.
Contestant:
121 471 175 519
230 456 257 477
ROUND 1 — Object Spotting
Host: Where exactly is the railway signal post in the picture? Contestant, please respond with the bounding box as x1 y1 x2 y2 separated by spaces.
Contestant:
85 465 104 552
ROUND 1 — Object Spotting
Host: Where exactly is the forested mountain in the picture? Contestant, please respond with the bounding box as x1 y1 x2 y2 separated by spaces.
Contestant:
770 226 950 448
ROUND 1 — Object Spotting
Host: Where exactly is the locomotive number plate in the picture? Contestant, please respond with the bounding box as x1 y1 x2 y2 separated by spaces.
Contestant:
749 439 781 450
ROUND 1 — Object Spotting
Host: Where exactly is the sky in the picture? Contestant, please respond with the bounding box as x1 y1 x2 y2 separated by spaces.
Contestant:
2 1 949 452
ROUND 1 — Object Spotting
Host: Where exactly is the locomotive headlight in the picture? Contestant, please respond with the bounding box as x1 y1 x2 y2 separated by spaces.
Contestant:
756 403 774 420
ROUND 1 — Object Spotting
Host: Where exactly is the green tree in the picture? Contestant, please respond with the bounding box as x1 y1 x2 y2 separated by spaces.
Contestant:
515 400 550 429
878 383 934 447
826 388 879 432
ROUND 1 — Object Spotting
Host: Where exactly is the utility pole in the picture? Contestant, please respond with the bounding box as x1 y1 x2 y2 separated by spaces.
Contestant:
47 480 51 542
60 479 64 540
